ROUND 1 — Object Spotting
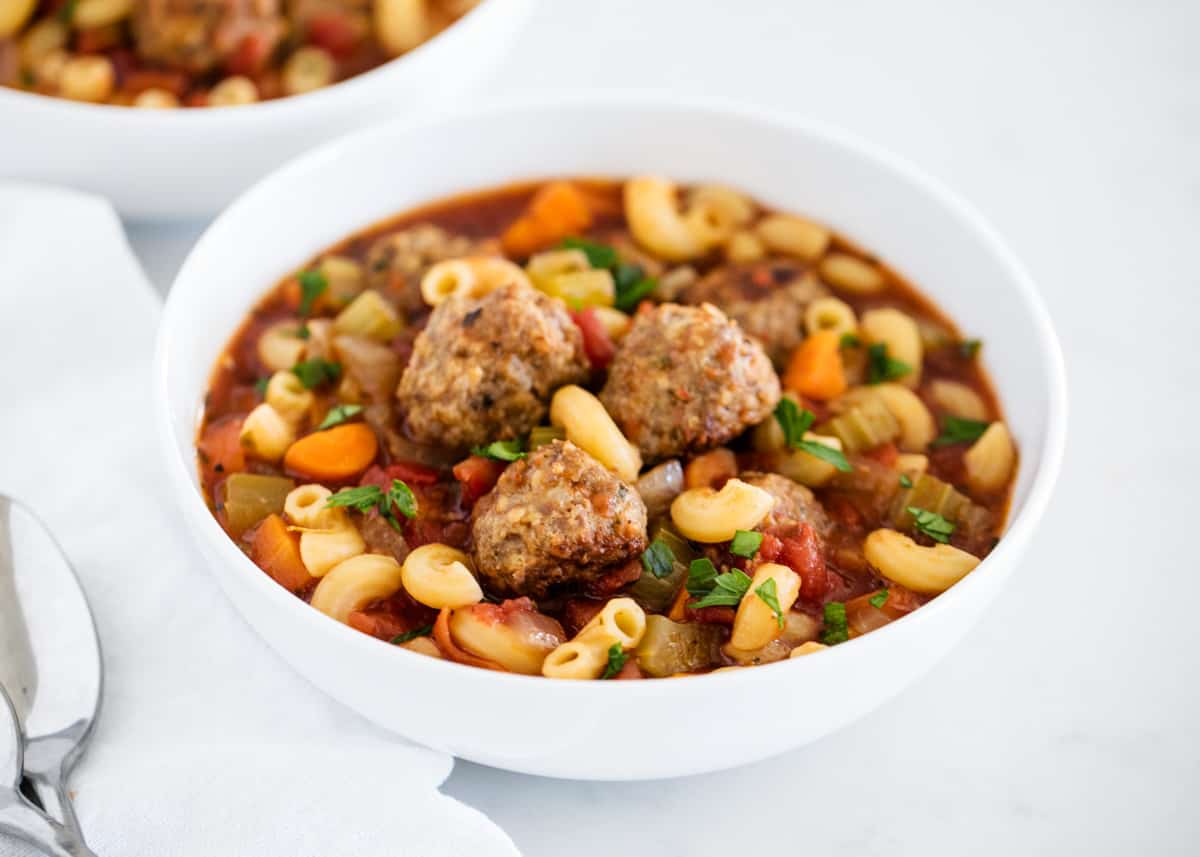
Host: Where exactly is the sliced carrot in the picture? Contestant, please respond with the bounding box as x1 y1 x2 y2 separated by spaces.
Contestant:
198 416 245 483
283 423 378 482
667 582 690 622
500 181 593 258
783 330 847 400
250 514 314 594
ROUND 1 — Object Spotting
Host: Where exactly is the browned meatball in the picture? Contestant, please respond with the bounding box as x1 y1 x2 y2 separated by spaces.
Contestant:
133 0 286 73
472 441 648 599
364 225 496 315
396 281 589 450
600 303 780 462
680 260 828 367
740 471 832 539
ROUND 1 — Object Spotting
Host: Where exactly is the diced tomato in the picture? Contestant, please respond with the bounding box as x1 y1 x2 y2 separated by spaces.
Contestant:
306 11 360 56
385 460 442 486
561 598 605 637
756 532 783 563
775 523 828 602
198 416 245 484
689 606 736 625
452 455 506 503
612 659 644 680
570 308 616 370
348 600 437 641
225 30 276 76
863 442 899 468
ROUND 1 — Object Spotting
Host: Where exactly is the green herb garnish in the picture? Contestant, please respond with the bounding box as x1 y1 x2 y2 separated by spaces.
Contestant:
686 557 718 596
291 358 341 389
690 568 753 610
932 415 990 448
471 438 526 462
773 399 852 472
868 590 889 609
254 377 270 397
730 530 763 559
561 236 619 269
959 338 982 359
601 643 627 679
899 473 913 489
755 577 785 629
297 269 328 318
317 403 363 431
391 624 434 645
866 343 912 384
908 506 956 544
560 237 657 310
839 332 861 349
641 539 675 580
820 601 849 645
326 479 417 532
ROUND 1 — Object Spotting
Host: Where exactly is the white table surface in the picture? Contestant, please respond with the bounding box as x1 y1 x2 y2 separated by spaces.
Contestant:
123 1 1200 853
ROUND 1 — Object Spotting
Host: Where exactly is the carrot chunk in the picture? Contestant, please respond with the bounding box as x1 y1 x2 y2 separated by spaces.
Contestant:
251 514 314 594
199 416 246 483
284 423 378 482
501 181 593 258
783 330 847 400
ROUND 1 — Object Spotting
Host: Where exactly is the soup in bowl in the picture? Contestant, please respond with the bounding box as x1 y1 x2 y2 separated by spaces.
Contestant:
157 98 1066 778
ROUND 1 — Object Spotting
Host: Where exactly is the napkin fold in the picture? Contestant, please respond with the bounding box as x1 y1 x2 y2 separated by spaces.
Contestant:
0 184 519 857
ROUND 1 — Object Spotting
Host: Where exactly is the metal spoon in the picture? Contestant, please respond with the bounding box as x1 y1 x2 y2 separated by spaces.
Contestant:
1 683 99 855
0 495 101 841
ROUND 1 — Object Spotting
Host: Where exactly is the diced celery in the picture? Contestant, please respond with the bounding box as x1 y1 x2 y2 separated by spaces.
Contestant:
222 473 295 537
814 397 899 454
629 523 696 612
890 473 971 530
635 615 723 677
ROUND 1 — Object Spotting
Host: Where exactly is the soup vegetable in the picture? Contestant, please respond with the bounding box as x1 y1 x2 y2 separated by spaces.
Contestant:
0 0 478 106
197 177 1017 679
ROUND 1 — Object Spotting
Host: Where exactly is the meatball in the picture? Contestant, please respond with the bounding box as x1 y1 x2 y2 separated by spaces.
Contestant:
600 302 780 462
472 441 648 598
740 471 832 539
364 224 495 315
133 0 286 74
680 260 828 367
396 281 589 450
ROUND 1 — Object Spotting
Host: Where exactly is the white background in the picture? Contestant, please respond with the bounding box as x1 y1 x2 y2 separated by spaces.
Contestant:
126 1 1200 854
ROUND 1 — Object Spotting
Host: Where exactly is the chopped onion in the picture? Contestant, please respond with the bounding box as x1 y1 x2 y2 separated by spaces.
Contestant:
636 459 684 519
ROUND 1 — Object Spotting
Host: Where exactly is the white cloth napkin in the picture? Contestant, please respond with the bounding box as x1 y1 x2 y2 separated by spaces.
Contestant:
0 184 519 857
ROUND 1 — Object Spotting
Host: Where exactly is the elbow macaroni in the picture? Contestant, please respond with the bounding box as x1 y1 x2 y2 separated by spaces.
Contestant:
929 379 988 421
311 554 404 624
401 544 484 609
860 308 923 387
300 525 366 578
670 478 774 543
964 422 1015 493
578 597 646 649
0 0 36 38
623 176 711 261
755 213 831 262
525 248 591 290
549 385 642 482
72 0 132 29
257 321 307 372
284 484 347 531
819 253 886 294
420 256 532 306
543 598 646 679
729 563 801 651
840 384 935 451
863 529 980 594
804 296 857 339
239 403 295 462
264 370 314 426
375 0 429 55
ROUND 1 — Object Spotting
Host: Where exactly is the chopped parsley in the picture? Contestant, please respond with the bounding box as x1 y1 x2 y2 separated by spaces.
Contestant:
297 269 328 318
908 506 955 543
959 338 982 359
773 398 852 472
866 343 912 384
391 624 433 645
689 567 753 610
820 601 849 645
868 590 890 609
291 358 341 390
755 577 785 629
316 403 363 431
254 376 270 397
839 332 861 349
601 643 627 679
899 473 913 489
686 557 719 596
641 539 675 579
471 438 526 462
326 479 417 532
561 236 619 269
730 529 763 559
932 415 990 448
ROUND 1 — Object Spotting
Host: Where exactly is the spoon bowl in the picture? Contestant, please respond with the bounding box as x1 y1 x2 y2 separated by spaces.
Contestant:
0 495 102 836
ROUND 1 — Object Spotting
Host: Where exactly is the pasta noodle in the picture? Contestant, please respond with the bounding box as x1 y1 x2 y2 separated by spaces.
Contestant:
300 525 366 577
264 371 314 426
401 544 484 609
375 0 430 56
670 478 775 542
623 176 711 261
789 641 828 658
578 597 646 649
549 385 642 482
257 321 306 372
420 257 532 306
804 296 857 339
863 529 980 594
860 308 923 387
964 422 1015 493
819 253 886 294
725 230 767 263
311 554 404 624
238 403 295 462
839 384 935 451
929 379 988 421
755 214 831 262
525 249 591 291
729 563 801 651
283 484 344 530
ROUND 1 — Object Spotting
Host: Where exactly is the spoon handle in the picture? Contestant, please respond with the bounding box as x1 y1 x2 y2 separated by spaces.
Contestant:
29 773 84 841
0 791 99 857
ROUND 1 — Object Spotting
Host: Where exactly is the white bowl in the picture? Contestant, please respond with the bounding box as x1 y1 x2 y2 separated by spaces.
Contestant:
0 0 532 220
156 96 1067 780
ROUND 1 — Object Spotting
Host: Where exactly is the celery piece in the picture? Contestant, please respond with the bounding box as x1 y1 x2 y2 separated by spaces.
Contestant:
222 473 295 537
630 524 696 612
635 615 723 677
814 396 899 454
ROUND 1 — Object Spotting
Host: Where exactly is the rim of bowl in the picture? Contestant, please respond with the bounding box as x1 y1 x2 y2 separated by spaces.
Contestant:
0 0 517 123
156 92 1068 698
